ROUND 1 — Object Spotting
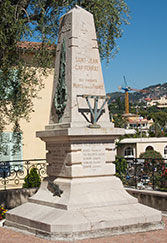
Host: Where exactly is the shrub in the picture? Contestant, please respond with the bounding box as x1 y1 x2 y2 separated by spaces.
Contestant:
114 156 127 183
23 167 41 188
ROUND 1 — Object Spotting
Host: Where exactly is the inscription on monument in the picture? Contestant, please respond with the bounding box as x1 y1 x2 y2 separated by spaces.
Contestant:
73 56 103 90
47 143 69 175
82 144 105 171
73 83 103 89
75 56 99 72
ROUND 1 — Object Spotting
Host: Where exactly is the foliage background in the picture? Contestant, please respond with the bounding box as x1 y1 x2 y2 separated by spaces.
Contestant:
0 0 129 152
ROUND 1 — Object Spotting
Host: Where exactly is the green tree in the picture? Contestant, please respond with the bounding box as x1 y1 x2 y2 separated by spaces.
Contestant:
152 112 167 127
139 150 162 160
134 104 167 138
147 111 167 137
0 0 129 149
108 96 126 125
113 114 127 128
149 121 162 137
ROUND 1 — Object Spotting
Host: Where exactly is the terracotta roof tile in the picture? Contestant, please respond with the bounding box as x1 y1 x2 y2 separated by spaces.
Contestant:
17 41 56 50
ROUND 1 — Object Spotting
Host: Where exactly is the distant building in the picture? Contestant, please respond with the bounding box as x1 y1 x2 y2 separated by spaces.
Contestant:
147 96 167 108
122 113 153 136
117 137 167 158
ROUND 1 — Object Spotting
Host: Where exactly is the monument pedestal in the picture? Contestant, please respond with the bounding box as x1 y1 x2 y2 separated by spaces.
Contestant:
5 177 163 241
6 128 163 241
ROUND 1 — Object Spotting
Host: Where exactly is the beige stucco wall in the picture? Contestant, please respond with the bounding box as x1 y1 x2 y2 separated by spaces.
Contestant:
117 138 167 158
136 142 167 158
4 69 54 160
21 70 54 159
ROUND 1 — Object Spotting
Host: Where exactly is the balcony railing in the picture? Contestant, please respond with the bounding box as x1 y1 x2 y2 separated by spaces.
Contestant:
0 159 47 190
1 158 167 192
115 157 167 191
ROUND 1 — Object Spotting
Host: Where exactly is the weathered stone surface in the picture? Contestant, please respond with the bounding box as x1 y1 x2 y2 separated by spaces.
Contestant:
37 126 124 179
5 176 164 240
127 188 167 211
28 177 138 210
5 198 163 241
49 5 112 128
0 188 38 209
38 128 120 178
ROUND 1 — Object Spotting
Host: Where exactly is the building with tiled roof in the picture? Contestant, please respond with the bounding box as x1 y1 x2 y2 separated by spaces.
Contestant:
1 42 55 184
123 113 153 136
147 96 167 108
17 41 56 51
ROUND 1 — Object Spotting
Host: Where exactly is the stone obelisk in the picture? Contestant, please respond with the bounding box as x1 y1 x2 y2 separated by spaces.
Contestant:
6 6 163 241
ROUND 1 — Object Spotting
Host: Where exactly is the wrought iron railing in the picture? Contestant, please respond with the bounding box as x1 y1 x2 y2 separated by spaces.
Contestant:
0 159 47 190
1 157 167 192
115 157 167 191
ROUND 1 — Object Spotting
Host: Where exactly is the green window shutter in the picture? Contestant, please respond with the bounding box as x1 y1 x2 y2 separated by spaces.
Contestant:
0 133 11 178
0 133 11 161
0 132 23 172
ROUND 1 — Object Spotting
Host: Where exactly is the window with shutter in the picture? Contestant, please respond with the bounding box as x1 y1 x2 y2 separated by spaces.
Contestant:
124 146 134 158
0 132 23 175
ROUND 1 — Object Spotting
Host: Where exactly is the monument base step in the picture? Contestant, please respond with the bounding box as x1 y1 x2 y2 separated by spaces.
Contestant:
27 176 139 210
5 200 163 241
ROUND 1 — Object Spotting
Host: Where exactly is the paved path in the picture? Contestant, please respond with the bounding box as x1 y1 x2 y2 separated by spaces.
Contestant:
0 216 166 243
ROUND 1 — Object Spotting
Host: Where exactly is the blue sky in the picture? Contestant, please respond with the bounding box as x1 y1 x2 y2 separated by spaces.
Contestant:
102 0 167 93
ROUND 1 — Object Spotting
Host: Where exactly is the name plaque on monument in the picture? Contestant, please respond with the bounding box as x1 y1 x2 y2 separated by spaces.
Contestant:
82 144 105 173
47 143 69 176
73 56 104 91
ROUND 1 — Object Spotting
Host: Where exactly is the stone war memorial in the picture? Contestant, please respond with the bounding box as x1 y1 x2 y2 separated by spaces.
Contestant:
6 6 163 241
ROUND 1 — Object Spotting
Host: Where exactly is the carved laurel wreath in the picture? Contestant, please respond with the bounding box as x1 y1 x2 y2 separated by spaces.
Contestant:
54 39 68 122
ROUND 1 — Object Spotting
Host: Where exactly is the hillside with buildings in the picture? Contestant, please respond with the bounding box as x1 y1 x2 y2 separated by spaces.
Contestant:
108 82 167 104
108 82 167 138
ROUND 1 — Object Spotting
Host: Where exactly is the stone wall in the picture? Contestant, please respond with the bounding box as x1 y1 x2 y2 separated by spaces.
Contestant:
0 188 38 209
1 187 166 211
126 188 167 211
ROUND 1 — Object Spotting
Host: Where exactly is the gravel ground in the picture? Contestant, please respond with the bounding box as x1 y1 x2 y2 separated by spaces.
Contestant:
0 216 166 243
